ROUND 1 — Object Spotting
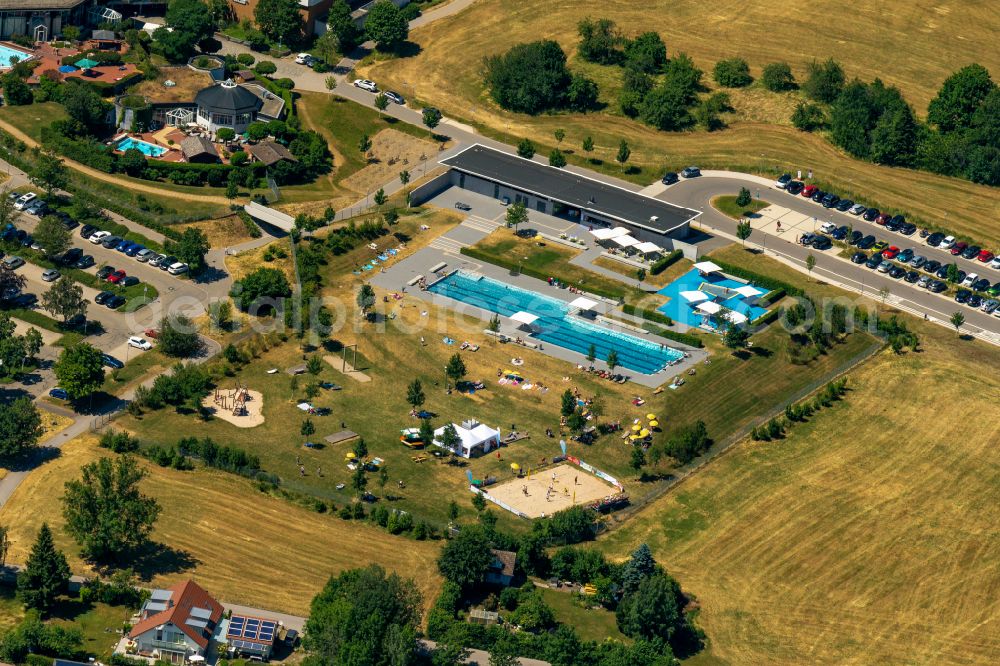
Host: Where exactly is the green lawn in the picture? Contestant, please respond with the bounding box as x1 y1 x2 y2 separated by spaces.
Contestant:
0 102 68 141
539 588 629 642
712 195 771 220
101 349 168 394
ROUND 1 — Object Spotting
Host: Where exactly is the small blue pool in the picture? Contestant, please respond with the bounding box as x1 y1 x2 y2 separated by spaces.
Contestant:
428 271 683 374
0 44 31 70
117 137 168 158
656 267 769 329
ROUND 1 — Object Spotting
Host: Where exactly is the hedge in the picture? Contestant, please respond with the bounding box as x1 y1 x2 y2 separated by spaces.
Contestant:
621 303 673 327
757 288 785 306
649 249 683 275
751 307 782 327
459 246 624 301
709 258 805 297
257 75 296 117
644 325 704 348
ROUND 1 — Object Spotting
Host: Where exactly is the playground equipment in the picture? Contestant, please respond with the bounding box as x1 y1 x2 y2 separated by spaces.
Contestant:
214 381 251 416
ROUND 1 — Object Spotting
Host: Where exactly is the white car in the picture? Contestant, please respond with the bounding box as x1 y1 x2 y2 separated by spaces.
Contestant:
13 192 37 210
989 256 1000 270
819 222 837 234
848 204 866 215
167 262 188 275
353 79 378 93
89 230 111 244
295 53 313 65
939 235 956 250
961 273 978 287
135 248 155 262
128 336 153 351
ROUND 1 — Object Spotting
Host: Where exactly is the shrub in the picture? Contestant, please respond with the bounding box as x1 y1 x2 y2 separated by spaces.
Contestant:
649 249 683 275
761 62 796 91
713 57 752 87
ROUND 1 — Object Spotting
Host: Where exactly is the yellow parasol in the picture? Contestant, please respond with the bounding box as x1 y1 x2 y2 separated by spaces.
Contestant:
628 434 640 441
649 420 659 428
646 413 657 420
640 429 650 437
510 463 521 471
345 452 357 459
631 423 642 431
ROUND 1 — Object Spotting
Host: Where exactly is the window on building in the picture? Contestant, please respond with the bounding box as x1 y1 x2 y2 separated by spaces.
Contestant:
493 183 499 198
213 113 233 126
459 173 465 188
536 201 546 213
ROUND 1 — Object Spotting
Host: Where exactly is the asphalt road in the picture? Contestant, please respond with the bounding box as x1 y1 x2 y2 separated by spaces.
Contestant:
661 175 1000 342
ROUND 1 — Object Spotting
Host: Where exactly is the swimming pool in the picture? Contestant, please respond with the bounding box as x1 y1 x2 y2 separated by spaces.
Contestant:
428 271 683 374
0 44 31 70
656 267 769 329
117 137 168 158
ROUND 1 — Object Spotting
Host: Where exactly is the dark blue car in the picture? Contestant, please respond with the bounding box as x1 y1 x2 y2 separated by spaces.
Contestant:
125 243 144 257
48 387 69 400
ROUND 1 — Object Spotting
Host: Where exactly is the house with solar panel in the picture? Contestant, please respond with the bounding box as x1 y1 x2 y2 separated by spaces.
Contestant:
126 580 224 664
224 614 279 660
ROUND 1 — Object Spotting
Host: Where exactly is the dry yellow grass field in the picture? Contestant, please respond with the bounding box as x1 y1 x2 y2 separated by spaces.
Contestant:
362 0 1000 246
596 324 1000 664
0 436 444 616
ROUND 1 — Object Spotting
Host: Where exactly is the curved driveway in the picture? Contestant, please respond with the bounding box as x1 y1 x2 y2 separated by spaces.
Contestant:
660 174 1000 342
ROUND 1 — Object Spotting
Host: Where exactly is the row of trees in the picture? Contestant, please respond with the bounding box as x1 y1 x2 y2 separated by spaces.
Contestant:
793 60 999 185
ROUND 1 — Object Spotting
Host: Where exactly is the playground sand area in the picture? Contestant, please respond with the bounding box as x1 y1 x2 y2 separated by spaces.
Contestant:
486 463 617 519
201 389 265 428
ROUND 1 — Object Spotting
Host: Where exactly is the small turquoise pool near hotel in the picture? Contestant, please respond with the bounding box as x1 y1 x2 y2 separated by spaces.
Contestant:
428 271 683 374
0 44 31 69
117 137 168 158
656 267 769 329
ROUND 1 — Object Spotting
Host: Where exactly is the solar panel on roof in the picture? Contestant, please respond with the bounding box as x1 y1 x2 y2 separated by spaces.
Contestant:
186 618 209 629
150 589 172 601
190 606 213 620
144 601 168 612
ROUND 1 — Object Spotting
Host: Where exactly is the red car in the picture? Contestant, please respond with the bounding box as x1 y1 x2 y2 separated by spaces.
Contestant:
801 185 818 198
107 270 126 284
977 249 995 263
882 246 900 259
876 213 891 225
144 328 160 339
950 241 968 256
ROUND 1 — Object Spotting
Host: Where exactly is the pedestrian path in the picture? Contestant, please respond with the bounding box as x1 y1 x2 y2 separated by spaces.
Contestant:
429 235 468 253
462 215 503 233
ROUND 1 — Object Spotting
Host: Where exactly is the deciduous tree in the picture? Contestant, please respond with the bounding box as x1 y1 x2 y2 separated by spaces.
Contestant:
761 62 796 91
365 0 409 52
53 342 105 400
62 456 161 562
33 215 71 256
254 0 303 46
802 58 845 103
0 397 43 458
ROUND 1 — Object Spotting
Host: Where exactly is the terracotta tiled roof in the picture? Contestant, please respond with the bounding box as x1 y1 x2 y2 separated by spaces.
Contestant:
129 580 223 649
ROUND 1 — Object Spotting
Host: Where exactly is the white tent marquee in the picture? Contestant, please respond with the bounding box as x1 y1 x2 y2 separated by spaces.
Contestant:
590 227 630 240
634 241 663 254
569 296 598 311
433 421 502 458
696 301 723 314
734 285 762 298
611 235 639 248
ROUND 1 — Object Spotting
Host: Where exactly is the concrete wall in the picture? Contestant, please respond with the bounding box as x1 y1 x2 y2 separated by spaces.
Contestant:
408 170 452 206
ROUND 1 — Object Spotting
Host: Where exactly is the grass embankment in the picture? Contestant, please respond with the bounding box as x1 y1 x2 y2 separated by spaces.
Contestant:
0 436 445 617
596 320 1000 664
712 195 770 220
463 231 649 303
361 0 1000 247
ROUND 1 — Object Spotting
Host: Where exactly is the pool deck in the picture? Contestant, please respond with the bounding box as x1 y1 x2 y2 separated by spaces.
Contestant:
369 205 707 388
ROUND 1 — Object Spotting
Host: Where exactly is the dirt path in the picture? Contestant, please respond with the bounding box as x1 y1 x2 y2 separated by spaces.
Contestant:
0 119 232 205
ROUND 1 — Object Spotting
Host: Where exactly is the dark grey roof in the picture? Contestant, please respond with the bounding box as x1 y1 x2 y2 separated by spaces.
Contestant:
0 0 84 7
442 144 698 234
194 83 263 114
92 30 117 41
246 140 296 166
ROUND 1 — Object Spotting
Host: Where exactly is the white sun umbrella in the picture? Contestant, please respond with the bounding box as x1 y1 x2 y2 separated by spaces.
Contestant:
680 291 710 304
510 311 539 326
726 310 749 324
696 301 722 314
611 235 639 248
693 260 723 274
569 296 598 311
634 241 662 254
734 285 762 298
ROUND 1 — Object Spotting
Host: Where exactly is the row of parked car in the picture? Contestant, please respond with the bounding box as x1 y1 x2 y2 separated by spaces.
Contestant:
775 175 999 270
81 225 189 275
800 222 1000 315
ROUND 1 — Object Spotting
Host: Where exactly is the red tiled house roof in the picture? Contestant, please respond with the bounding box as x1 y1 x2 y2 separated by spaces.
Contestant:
129 580 223 649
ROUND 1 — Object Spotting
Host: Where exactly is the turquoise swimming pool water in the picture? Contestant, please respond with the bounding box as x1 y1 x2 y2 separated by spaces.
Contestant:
0 44 30 69
117 137 168 158
656 267 769 329
428 271 683 374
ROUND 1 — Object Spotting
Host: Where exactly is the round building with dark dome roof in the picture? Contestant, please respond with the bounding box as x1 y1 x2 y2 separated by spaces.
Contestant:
194 79 263 135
